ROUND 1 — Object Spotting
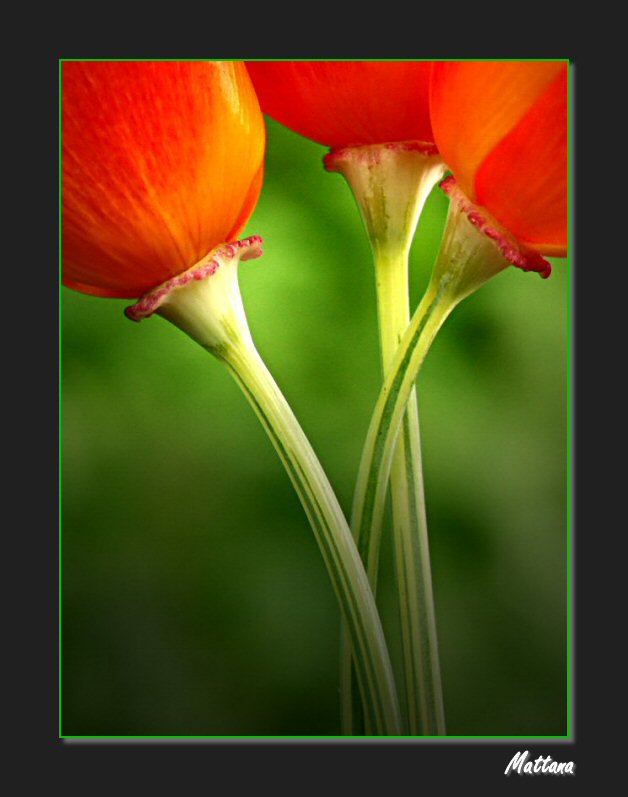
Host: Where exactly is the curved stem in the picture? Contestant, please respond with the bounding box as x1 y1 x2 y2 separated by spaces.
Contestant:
349 193 513 734
132 239 403 736
223 338 402 735
340 258 447 736
351 281 454 615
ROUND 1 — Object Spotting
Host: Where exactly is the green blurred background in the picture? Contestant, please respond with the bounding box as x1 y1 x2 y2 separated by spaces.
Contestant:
61 117 569 738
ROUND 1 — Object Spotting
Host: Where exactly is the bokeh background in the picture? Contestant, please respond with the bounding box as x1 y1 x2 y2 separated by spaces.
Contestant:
61 115 569 738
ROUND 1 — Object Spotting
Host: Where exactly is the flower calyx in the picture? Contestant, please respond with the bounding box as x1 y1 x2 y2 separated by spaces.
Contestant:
440 176 552 282
324 141 445 259
125 236 263 357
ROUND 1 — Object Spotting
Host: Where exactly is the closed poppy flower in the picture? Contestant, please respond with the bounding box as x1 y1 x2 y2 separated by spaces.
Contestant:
246 61 434 149
62 60 266 298
430 61 568 263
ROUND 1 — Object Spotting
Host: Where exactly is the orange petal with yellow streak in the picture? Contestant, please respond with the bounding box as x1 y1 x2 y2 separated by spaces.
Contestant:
430 61 565 202
62 61 265 298
474 67 568 255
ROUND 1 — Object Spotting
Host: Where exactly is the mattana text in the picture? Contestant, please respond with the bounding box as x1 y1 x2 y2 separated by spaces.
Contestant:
505 750 575 776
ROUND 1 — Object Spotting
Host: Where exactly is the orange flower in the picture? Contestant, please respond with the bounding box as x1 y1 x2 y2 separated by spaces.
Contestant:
430 61 568 259
246 61 434 149
62 61 266 298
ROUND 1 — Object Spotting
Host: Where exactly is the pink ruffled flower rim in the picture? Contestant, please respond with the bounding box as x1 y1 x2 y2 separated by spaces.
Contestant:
440 176 552 279
125 236 264 322
324 139 440 172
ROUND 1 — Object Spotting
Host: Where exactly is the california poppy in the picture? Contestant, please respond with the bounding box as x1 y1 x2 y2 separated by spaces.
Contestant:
62 60 266 298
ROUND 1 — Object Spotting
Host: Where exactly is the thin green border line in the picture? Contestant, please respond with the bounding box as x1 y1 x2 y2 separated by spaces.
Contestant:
566 61 573 739
59 57 572 741
59 57 64 740
60 733 570 740
60 58 570 63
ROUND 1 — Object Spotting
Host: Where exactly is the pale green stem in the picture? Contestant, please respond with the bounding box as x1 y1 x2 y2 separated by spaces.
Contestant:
222 337 402 735
351 197 512 734
325 143 446 735
373 246 446 736
140 242 403 736
351 281 455 642
341 279 451 737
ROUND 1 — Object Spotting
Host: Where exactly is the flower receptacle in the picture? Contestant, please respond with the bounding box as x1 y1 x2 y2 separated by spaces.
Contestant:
125 236 263 357
324 141 446 264
429 177 553 311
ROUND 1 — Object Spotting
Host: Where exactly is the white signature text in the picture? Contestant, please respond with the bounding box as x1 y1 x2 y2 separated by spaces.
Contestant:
505 750 575 776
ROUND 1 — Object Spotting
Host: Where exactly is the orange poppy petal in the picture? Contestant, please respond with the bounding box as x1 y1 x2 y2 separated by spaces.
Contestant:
430 61 565 201
474 66 568 255
61 277 139 299
246 61 433 148
226 162 266 243
62 61 265 298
